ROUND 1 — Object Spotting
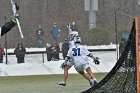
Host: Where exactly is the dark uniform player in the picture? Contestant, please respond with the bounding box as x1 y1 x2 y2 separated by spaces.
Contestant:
0 18 17 37
0 2 19 38
62 39 69 59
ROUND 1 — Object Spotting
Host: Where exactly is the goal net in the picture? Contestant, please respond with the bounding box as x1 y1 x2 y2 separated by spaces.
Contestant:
82 18 140 93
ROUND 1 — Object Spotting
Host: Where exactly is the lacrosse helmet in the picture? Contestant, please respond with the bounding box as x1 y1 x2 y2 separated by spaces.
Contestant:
74 36 81 43
69 31 78 41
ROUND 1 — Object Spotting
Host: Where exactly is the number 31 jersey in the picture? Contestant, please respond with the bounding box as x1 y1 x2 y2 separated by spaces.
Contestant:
67 44 90 67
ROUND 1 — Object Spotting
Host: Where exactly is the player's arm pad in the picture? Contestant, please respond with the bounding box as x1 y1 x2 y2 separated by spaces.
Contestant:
87 53 100 65
87 53 96 60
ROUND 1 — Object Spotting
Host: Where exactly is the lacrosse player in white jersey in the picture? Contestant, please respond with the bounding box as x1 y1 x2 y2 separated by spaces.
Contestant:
57 31 78 86
58 36 100 87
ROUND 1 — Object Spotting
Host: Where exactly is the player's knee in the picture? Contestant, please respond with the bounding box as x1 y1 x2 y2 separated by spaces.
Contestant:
86 67 93 74
86 67 91 71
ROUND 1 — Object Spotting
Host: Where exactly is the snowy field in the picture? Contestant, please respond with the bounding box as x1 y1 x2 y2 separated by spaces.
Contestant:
0 44 118 76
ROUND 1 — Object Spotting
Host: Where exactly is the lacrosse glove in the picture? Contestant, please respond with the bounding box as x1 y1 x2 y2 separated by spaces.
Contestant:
60 59 68 69
94 57 100 65
60 63 66 69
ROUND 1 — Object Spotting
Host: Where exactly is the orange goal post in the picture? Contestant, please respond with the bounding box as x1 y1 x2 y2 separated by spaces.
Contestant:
135 16 140 93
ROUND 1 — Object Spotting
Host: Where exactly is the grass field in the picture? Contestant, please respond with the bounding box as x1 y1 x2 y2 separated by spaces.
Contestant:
0 73 107 93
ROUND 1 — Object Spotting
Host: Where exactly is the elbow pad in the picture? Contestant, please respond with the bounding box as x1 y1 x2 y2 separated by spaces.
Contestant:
88 53 96 60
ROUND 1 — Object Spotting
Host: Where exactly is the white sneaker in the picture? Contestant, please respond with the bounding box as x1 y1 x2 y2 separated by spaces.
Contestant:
91 80 97 87
57 81 66 86
90 79 97 87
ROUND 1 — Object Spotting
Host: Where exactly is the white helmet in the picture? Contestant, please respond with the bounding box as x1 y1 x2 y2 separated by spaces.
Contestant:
69 31 79 41
69 31 78 36
74 36 81 43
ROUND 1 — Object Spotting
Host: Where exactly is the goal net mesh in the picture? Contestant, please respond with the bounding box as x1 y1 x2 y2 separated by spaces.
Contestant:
82 20 137 93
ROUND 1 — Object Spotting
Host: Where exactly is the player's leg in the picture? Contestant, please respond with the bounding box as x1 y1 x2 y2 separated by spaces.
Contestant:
75 65 95 87
57 58 74 86
77 70 91 81
85 66 97 86
86 67 95 79
81 64 97 87
57 65 71 86
63 65 71 83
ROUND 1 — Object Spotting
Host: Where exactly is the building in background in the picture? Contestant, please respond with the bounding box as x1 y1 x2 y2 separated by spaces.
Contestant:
84 0 98 29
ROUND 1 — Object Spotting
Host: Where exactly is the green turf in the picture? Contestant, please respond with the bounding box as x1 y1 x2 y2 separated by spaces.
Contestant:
0 73 107 93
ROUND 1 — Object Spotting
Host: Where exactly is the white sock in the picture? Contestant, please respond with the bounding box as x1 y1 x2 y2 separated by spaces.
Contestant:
89 79 94 83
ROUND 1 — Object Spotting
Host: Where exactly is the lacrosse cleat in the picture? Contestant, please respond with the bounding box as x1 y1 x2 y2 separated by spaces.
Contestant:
57 81 66 86
90 79 98 87
91 80 98 87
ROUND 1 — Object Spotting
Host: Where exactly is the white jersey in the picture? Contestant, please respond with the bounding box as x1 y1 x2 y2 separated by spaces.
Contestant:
67 44 90 67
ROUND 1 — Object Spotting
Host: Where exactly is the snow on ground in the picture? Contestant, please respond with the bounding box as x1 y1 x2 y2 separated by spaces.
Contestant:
6 43 116 53
0 44 118 76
